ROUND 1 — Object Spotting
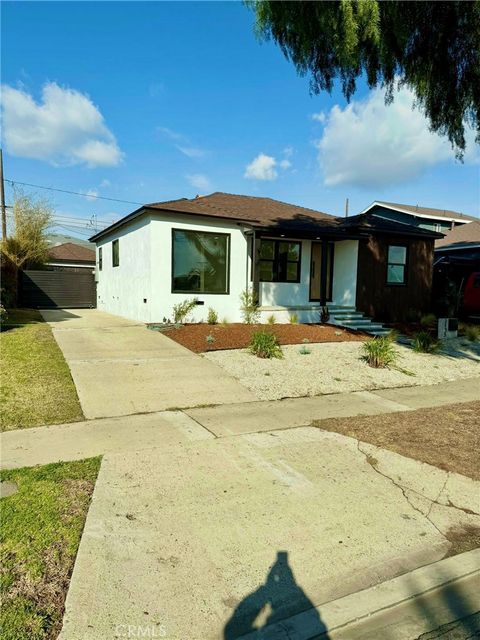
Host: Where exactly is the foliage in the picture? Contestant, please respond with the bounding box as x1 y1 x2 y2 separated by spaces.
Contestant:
361 335 397 368
0 458 101 640
240 288 260 324
221 317 230 326
0 303 7 321
205 334 215 345
267 314 276 324
172 298 198 323
0 309 83 430
250 1 479 156
465 325 480 342
249 330 283 359
298 345 311 355
420 313 437 329
1 189 53 270
320 306 330 323
207 307 218 325
289 313 298 324
412 330 441 353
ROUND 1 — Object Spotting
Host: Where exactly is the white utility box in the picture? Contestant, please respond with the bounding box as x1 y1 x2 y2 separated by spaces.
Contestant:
437 317 458 339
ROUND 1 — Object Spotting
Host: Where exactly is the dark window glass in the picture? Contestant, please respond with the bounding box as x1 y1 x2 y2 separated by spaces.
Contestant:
112 240 119 267
172 230 229 294
387 245 407 284
98 247 103 271
258 239 301 283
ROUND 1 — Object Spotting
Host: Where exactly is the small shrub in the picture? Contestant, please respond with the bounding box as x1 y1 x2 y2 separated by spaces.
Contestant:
420 313 437 329
0 303 8 321
302 338 310 344
465 325 480 342
334 330 342 336
249 331 283 359
361 336 397 368
240 288 260 324
206 334 215 345
172 298 198 323
320 306 330 323
298 345 311 355
267 314 276 325
289 313 298 324
207 307 218 325
412 330 441 353
221 317 229 326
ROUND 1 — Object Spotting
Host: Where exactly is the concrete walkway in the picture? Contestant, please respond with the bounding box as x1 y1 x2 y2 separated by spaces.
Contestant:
1 377 478 470
58 427 480 640
40 309 255 418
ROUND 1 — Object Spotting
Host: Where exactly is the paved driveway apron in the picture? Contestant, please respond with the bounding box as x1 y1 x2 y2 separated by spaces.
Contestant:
41 309 255 419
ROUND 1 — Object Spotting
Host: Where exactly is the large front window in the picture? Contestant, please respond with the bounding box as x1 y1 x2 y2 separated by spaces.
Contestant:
172 229 230 294
259 239 301 283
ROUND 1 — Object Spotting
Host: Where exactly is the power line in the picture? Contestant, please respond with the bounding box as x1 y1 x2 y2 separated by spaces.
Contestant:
5 179 143 206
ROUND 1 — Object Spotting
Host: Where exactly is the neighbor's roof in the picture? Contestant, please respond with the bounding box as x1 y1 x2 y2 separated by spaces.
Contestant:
89 192 443 243
435 219 480 249
362 201 478 223
49 242 96 263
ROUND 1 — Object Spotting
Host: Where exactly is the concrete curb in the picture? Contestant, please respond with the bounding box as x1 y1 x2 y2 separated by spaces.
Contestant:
238 549 480 640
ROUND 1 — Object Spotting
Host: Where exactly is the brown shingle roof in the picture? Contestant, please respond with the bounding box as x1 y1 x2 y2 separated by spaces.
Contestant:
374 201 478 222
49 242 95 263
145 192 336 226
435 220 480 248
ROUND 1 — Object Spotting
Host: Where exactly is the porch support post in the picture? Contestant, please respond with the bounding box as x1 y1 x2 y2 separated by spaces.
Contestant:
320 238 329 307
252 230 261 302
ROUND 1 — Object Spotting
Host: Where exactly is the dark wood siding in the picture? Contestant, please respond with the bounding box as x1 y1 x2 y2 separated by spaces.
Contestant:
21 270 96 309
356 235 434 322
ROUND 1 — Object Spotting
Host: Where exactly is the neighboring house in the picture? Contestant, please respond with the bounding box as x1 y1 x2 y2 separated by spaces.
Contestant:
433 220 480 316
89 192 442 327
47 242 96 273
361 201 477 234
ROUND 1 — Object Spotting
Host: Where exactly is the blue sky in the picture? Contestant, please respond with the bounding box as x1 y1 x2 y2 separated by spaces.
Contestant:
2 1 479 240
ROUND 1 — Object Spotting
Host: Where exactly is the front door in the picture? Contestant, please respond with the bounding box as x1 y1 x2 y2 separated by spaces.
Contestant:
309 242 334 301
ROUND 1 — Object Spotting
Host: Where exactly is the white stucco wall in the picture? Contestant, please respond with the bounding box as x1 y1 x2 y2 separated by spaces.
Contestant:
96 217 152 322
332 239 358 307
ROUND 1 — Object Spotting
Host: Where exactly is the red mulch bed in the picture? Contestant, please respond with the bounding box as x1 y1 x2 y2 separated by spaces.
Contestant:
161 323 367 353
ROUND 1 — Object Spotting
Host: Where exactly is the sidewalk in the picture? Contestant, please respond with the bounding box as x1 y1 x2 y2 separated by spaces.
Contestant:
1 378 478 470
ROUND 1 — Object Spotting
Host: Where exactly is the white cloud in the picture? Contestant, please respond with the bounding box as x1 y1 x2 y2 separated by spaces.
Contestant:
279 159 292 170
99 179 111 188
84 189 98 201
244 153 278 180
157 126 185 142
283 146 294 157
311 112 326 123
1 82 123 167
317 86 478 188
177 146 207 158
187 173 211 190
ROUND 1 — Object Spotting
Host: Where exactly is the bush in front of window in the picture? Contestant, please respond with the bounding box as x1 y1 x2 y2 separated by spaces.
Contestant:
172 298 198 324
249 331 283 359
240 289 260 324
207 307 218 325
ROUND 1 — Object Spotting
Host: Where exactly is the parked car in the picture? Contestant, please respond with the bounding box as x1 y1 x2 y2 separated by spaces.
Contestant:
463 272 480 317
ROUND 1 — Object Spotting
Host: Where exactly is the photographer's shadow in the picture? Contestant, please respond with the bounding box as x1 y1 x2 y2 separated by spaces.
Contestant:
224 551 330 639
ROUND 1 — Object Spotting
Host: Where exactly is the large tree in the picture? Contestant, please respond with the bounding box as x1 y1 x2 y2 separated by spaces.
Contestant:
249 1 479 156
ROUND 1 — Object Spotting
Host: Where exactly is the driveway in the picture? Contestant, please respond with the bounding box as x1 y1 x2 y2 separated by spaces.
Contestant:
41 309 255 419
58 425 480 640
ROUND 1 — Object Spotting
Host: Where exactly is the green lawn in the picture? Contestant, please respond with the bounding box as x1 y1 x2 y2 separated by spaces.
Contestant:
0 309 83 431
0 457 101 640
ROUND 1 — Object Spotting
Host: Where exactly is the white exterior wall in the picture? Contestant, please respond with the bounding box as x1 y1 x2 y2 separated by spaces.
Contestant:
149 214 249 323
96 217 152 322
331 240 358 307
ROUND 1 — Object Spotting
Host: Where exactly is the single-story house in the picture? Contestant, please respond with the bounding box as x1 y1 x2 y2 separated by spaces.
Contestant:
361 201 477 234
89 192 442 328
47 242 96 272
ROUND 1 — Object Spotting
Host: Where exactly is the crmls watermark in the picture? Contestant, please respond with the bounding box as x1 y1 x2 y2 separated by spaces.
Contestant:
115 624 167 638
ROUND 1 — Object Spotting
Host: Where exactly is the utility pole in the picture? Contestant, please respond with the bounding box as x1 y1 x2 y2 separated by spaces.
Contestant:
0 148 6 239
345 197 349 218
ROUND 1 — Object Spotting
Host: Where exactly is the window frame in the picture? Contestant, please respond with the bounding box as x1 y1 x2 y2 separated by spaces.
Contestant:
171 228 231 295
98 247 103 271
258 239 302 284
386 244 408 286
112 239 119 267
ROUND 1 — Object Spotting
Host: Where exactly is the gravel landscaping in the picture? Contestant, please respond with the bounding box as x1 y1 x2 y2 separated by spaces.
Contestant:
204 338 480 400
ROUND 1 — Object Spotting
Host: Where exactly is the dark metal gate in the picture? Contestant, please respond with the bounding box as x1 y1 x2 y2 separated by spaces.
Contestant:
21 270 96 308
